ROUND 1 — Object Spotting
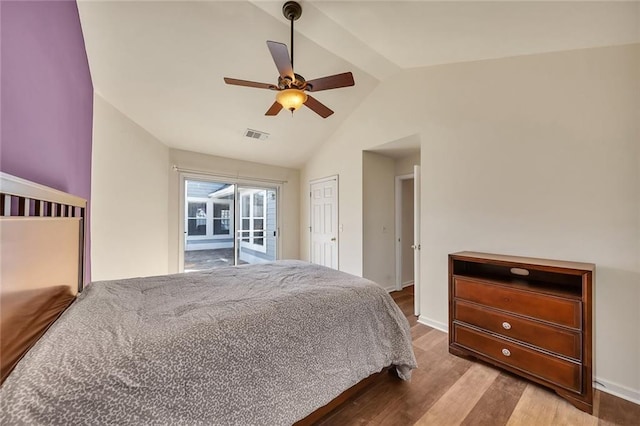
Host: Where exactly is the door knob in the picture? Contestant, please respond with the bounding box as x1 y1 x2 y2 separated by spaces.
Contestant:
331 237 336 242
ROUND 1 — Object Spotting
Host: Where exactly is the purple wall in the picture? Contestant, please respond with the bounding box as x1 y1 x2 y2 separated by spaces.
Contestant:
1 0 93 280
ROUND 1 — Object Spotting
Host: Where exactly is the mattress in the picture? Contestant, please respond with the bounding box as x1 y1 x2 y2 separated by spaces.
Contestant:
0 260 417 425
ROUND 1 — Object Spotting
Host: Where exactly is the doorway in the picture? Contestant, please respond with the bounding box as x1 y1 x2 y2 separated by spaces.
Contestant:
395 174 415 290
183 178 278 272
394 164 420 316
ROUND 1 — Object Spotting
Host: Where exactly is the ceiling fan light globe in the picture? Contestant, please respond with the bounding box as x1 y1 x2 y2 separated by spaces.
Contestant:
276 88 307 112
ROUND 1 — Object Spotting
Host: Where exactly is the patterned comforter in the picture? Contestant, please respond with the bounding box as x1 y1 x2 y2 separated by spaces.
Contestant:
0 260 417 425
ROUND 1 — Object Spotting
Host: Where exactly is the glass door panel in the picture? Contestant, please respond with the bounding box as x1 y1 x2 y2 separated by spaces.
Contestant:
184 179 236 272
236 186 277 265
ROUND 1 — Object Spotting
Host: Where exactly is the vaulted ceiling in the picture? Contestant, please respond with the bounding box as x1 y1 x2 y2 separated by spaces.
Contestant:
77 1 640 168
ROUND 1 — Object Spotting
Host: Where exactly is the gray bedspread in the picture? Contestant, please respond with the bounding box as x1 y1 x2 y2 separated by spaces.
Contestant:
0 260 416 425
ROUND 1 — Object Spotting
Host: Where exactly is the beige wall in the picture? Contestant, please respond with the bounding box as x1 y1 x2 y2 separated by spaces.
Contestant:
362 151 396 289
401 178 415 285
395 152 420 176
168 149 300 273
91 95 170 281
91 104 300 280
301 44 640 401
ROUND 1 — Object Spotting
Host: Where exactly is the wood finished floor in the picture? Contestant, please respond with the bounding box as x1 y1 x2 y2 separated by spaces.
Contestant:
317 286 640 426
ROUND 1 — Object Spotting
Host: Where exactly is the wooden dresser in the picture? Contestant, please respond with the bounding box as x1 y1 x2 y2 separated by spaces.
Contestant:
448 252 594 413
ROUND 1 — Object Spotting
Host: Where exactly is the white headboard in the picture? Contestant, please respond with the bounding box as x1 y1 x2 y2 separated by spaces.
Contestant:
0 172 86 292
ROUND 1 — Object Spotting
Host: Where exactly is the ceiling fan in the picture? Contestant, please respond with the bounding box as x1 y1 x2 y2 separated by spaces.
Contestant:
223 1 355 118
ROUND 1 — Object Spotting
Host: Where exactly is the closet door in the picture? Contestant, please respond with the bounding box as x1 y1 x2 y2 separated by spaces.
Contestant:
309 176 338 270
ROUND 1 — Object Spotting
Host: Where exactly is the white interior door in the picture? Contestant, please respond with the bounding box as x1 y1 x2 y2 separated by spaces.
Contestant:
310 177 338 269
413 165 421 316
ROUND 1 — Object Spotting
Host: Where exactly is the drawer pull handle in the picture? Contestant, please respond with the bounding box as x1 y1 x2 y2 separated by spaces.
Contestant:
502 322 512 330
502 348 511 357
510 267 530 276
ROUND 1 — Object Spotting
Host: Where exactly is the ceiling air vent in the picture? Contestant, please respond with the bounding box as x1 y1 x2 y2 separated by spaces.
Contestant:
244 128 269 141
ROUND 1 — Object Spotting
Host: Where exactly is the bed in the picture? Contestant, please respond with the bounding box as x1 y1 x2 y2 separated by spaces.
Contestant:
0 172 417 425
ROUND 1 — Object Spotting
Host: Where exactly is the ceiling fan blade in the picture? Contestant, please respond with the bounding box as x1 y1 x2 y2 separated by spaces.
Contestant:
265 101 283 116
266 41 294 80
304 95 334 118
224 77 276 90
306 72 355 92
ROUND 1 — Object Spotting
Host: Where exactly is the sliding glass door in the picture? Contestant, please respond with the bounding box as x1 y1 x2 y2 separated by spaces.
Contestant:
183 179 277 272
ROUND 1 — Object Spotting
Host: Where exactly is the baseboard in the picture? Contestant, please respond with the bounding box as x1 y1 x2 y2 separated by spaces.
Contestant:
417 315 448 333
594 377 640 405
387 282 414 292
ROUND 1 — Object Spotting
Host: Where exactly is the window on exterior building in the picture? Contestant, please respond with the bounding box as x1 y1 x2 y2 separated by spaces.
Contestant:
213 202 230 235
187 202 207 236
241 194 251 243
253 192 264 246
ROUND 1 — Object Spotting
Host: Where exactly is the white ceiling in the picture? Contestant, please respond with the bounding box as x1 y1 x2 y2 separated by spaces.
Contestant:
78 1 640 169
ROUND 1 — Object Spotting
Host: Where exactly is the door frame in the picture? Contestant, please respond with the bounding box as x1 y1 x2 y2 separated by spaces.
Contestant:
394 173 414 291
413 164 421 316
178 172 281 272
309 174 339 269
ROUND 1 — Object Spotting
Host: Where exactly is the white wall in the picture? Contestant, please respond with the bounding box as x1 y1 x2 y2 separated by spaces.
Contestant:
168 149 300 273
301 44 640 402
91 95 170 281
362 151 396 289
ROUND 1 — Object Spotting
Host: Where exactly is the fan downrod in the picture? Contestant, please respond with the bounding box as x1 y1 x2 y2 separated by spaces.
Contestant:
282 1 302 21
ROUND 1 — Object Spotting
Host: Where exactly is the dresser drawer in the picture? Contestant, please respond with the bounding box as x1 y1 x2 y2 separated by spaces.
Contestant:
453 324 582 393
453 277 581 329
454 300 581 359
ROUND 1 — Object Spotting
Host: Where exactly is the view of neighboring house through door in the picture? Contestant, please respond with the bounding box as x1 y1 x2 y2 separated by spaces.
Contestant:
183 178 278 271
310 176 338 269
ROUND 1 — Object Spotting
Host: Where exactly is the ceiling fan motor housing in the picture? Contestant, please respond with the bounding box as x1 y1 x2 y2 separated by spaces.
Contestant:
278 73 307 90
282 1 302 21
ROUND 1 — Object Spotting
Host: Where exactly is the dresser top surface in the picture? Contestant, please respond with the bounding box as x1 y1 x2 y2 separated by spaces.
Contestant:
450 251 595 272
